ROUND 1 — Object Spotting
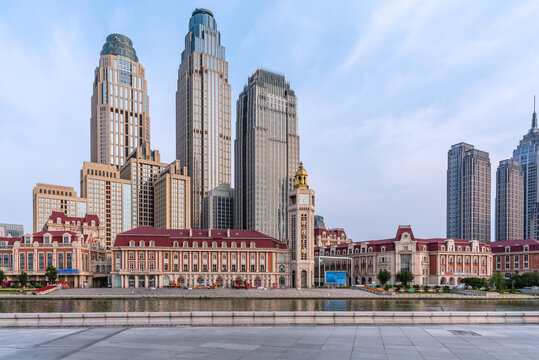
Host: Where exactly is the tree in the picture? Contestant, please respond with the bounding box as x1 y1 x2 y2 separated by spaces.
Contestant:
489 272 506 291
17 271 28 289
377 269 391 285
45 266 58 284
461 277 486 290
0 269 5 285
395 270 414 287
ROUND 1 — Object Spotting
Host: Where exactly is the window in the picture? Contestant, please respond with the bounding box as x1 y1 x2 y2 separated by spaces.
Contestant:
129 263 134 270
66 253 72 269
139 263 144 270
149 252 154 260
47 253 53 267
38 254 44 270
173 241 179 247
58 253 64 270
222 264 227 271
149 263 154 270
27 253 33 270
231 264 236 272
212 264 217 271
381 246 385 252
260 265 265 272
241 264 246 272
193 264 198 271
130 241 135 247
139 241 145 247
149 241 155 247
241 242 246 248
250 264 255 271
202 241 207 248
139 252 144 259
202 264 208 272
183 264 188 271
129 252 134 259
164 253 169 260
183 241 188 247
63 236 70 244
250 242 255 248
231 242 236 248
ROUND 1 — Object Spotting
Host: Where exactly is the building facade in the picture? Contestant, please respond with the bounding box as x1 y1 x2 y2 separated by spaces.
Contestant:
202 184 234 230
154 160 191 230
0 230 108 287
235 69 300 241
288 163 316 288
315 225 493 286
496 159 524 241
90 34 151 167
491 239 539 277
43 211 105 250
176 8 232 229
314 227 352 247
32 184 87 233
120 143 166 228
0 223 24 238
110 227 289 288
80 161 133 254
512 108 539 239
447 143 491 242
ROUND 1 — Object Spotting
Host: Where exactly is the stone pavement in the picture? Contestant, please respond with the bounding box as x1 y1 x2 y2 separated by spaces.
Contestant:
1 325 538 359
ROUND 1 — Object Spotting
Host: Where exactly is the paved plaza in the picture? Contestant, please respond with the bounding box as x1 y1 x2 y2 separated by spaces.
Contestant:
0 325 538 359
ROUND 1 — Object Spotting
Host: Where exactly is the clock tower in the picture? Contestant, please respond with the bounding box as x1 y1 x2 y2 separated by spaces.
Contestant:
288 162 315 288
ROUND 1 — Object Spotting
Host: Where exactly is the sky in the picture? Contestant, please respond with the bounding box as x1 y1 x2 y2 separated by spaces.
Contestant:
1 0 539 241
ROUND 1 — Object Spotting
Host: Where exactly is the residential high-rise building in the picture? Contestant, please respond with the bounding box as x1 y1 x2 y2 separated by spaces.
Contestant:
0 223 24 238
32 184 87 232
80 162 133 254
120 143 165 228
91 33 151 167
512 107 539 238
176 8 232 229
447 143 491 242
495 159 524 241
202 184 234 229
235 69 299 240
154 160 191 230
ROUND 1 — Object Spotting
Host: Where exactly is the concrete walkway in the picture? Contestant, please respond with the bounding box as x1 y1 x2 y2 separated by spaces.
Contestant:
1 325 538 359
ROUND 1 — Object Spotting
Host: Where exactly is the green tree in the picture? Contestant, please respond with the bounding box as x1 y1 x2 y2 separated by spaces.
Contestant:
45 266 58 284
377 269 391 285
0 269 5 285
489 272 506 291
17 271 28 289
395 270 414 287
461 277 486 290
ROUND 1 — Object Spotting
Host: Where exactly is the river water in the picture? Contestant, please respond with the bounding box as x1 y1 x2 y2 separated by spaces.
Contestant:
1 298 538 313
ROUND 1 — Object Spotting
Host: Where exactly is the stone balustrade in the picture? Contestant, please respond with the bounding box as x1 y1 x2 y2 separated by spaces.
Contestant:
1 311 538 327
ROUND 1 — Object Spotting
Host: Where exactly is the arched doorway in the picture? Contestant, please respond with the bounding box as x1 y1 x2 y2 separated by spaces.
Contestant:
367 277 372 284
254 277 262 287
449 277 454 286
292 271 296 288
178 276 185 287
361 277 366 285
148 276 156 288
163 275 170 286
301 270 307 288
138 276 146 288
279 276 286 288
440 277 447 285
216 277 223 287
128 275 135 288
196 277 204 288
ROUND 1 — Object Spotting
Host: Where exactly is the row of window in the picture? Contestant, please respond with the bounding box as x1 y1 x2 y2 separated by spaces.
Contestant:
128 240 258 248
125 262 266 273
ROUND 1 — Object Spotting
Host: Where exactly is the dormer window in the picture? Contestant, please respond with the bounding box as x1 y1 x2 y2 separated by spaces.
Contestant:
25 236 32 244
173 241 179 247
381 246 386 252
139 240 145 247
368 247 372 253
524 245 529 252
202 241 207 248
193 241 198 248
57 218 61 224
441 246 445 251
129 240 135 247
183 241 188 247
149 241 155 247
241 242 246 248
91 220 95 226
422 246 427 251
457 246 462 251
63 236 70 244
212 242 217 248
466 246 470 251
250 242 255 248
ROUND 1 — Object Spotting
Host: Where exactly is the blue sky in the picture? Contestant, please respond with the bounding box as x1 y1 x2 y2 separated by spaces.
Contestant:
1 0 539 240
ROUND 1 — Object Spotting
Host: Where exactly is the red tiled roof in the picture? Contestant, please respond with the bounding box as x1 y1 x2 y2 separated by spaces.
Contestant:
490 239 539 253
48 211 100 226
0 231 87 245
113 227 288 249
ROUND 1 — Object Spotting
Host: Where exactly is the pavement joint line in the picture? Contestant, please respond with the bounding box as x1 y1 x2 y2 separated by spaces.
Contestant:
35 327 92 347
51 327 129 360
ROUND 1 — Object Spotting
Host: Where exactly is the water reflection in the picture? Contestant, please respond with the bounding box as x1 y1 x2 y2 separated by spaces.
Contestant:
0 298 537 313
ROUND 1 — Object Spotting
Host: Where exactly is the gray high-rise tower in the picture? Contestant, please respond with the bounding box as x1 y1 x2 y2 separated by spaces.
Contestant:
176 9 232 229
447 143 491 242
512 106 539 239
495 159 524 241
235 69 300 241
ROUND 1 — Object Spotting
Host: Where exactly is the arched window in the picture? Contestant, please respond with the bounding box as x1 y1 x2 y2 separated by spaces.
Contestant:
381 246 386 252
222 242 227 248
368 247 372 253
183 241 188 247
173 241 179 247
193 241 198 248
250 242 255 248
91 220 95 226
441 257 445 265
231 242 236 248
241 242 246 248
139 241 145 247
202 241 207 248
129 241 135 247
149 241 155 247
457 246 462 251
212 242 217 248
56 218 61 224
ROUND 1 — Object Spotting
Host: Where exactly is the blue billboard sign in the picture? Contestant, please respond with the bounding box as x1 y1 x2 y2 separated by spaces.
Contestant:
325 271 346 284
57 269 79 274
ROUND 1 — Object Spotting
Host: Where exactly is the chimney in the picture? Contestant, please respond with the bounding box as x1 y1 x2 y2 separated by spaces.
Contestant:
227 229 230 237
189 229 192 237
208 229 212 237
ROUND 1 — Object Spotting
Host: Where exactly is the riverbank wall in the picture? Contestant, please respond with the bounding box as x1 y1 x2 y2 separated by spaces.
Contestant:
2 311 538 327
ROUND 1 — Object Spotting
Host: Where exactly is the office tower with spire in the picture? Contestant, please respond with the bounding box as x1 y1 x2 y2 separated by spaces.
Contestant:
176 9 232 229
91 34 151 167
512 100 539 238
495 159 524 241
235 69 299 241
447 143 491 242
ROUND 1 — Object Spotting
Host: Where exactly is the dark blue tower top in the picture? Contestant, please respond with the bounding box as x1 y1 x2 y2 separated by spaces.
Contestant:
189 8 217 31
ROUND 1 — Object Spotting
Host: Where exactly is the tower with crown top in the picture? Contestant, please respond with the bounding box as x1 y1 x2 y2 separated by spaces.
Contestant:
288 162 315 288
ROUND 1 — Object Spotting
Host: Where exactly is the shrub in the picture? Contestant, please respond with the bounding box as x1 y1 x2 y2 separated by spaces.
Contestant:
11 284 19 288
413 284 421 292
423 285 430 292
443 285 450 292
384 284 392 291
28 285 35 289
395 284 402 292
35 284 44 289
434 285 441 292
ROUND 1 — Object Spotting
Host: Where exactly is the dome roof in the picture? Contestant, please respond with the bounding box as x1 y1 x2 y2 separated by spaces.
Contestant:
296 162 307 177
100 34 139 62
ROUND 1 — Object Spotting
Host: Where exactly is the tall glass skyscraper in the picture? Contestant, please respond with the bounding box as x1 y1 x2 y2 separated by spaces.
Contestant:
235 69 300 241
176 9 232 229
512 109 539 238
91 34 151 167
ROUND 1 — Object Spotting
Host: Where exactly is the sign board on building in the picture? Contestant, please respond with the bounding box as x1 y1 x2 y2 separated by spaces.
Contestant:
57 269 79 274
325 271 346 284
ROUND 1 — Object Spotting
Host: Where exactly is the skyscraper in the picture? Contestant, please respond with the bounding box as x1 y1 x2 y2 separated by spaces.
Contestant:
235 69 299 241
512 107 539 238
495 159 524 241
176 9 232 229
447 143 491 242
91 34 151 167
